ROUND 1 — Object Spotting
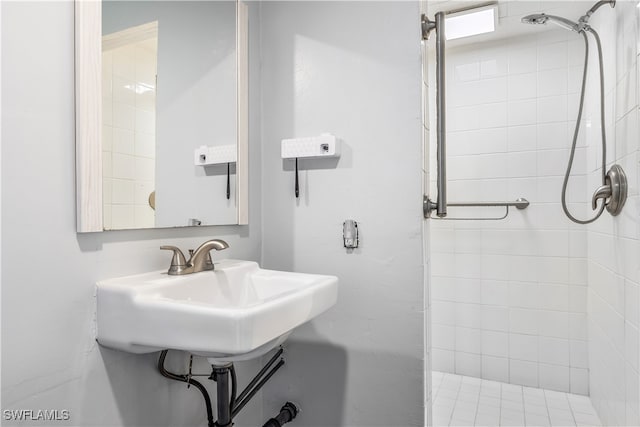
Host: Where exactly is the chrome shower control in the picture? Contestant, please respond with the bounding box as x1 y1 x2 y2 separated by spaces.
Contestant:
590 165 627 215
605 164 627 216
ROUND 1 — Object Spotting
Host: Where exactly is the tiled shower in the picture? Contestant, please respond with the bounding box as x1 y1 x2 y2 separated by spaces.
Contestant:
425 1 640 426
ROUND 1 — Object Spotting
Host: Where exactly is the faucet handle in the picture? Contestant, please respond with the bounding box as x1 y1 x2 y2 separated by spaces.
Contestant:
160 246 188 275
591 184 612 210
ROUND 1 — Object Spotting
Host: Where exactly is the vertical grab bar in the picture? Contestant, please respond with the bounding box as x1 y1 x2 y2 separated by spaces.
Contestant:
422 12 447 218
435 12 447 217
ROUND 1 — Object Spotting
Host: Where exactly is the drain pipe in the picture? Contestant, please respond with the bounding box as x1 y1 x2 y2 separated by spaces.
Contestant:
157 350 215 427
262 402 299 427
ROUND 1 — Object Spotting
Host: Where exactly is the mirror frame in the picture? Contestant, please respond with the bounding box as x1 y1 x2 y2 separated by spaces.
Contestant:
74 0 248 233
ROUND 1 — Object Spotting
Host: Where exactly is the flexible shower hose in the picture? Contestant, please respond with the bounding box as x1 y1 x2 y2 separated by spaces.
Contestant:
562 27 607 224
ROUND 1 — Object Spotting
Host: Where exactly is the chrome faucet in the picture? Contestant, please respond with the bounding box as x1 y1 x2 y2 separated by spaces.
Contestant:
160 239 229 275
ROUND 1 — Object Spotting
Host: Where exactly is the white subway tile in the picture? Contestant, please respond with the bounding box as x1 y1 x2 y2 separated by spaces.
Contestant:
482 306 510 332
569 313 588 341
433 301 457 326
135 132 156 159
456 278 482 304
481 280 509 306
537 122 569 150
456 303 482 329
103 96 113 127
135 109 156 134
508 72 537 101
111 179 134 205
134 205 154 229
135 157 155 182
456 352 482 378
102 178 112 206
537 257 570 284
113 128 134 155
112 153 135 180
482 355 509 381
508 44 538 74
539 283 570 312
625 280 640 328
456 327 482 354
539 364 570 392
570 368 589 395
509 281 539 309
112 75 135 106
539 336 570 366
480 51 508 79
510 308 539 335
510 333 538 362
134 181 154 206
433 349 455 373
537 96 568 123
454 61 480 83
508 151 537 178
433 324 455 351
508 125 537 152
569 286 587 313
508 99 538 126
112 44 136 80
624 322 639 372
111 204 135 229
102 125 113 152
538 42 568 71
569 340 588 369
537 230 569 258
482 331 508 358
510 359 539 387
113 102 135 130
538 68 568 98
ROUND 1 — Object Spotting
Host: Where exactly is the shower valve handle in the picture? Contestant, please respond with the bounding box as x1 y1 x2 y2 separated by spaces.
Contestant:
591 183 611 210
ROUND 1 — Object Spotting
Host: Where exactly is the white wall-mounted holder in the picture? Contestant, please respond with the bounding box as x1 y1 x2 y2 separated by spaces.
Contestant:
281 133 340 159
194 144 237 166
281 134 340 198
194 145 237 200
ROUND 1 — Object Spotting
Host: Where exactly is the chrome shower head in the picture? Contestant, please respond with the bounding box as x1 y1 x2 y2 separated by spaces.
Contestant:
521 13 580 32
521 13 549 25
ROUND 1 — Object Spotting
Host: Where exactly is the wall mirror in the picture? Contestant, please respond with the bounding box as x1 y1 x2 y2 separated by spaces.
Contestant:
75 0 248 232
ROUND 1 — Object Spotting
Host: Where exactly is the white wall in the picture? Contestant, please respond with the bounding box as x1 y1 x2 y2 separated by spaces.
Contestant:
1 1 263 426
2 1 427 426
584 1 640 425
429 15 591 393
257 2 425 426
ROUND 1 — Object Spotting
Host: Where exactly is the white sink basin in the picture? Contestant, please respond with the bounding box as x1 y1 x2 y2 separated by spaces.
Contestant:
96 260 338 363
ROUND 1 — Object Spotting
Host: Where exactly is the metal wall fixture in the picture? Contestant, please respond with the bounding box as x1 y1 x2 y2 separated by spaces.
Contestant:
422 11 447 218
424 198 530 221
522 0 627 224
421 7 529 221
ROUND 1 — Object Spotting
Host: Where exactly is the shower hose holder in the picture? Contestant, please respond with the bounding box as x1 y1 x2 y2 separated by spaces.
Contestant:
592 164 627 216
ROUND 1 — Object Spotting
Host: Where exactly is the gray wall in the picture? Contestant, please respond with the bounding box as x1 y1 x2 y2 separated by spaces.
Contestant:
103 1 239 227
258 2 425 426
1 1 262 425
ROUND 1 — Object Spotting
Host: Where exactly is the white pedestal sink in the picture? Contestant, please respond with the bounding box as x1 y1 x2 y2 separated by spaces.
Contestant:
96 260 338 363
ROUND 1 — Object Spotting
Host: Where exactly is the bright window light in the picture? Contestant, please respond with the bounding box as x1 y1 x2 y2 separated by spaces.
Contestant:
445 6 497 40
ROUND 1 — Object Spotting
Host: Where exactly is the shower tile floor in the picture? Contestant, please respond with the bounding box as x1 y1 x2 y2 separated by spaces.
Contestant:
431 372 602 427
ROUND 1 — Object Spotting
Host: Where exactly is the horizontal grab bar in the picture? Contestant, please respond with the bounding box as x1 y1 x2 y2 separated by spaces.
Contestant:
447 198 530 210
424 197 530 220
